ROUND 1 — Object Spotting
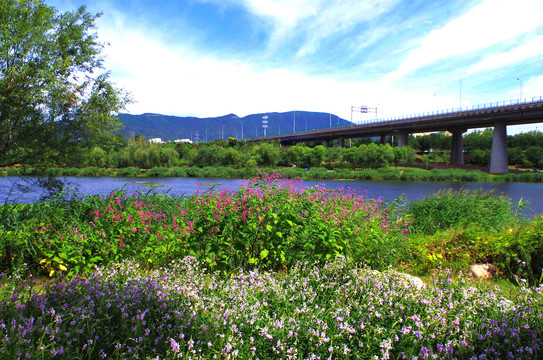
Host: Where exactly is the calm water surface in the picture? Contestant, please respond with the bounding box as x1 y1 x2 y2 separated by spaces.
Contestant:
1 176 542 217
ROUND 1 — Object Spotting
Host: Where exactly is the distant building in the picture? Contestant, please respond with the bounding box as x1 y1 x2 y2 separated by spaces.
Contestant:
148 138 163 144
174 139 192 144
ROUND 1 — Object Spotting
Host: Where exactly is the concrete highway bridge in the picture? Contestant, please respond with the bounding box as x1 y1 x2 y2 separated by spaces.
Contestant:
247 97 543 173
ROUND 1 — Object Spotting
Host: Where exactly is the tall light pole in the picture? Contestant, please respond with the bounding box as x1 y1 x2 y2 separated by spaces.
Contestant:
205 128 209 142
517 78 523 102
221 124 226 140
459 78 462 110
241 120 246 140
329 113 332 128
293 111 296 133
262 116 269 137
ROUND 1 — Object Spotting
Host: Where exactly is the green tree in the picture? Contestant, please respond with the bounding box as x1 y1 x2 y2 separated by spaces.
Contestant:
159 146 179 167
253 143 281 166
464 129 493 151
342 147 359 168
86 146 106 168
0 0 129 168
325 146 343 165
393 146 405 169
470 149 491 166
195 144 222 166
508 147 527 166
286 145 306 167
223 147 241 167
525 146 543 169
307 145 326 167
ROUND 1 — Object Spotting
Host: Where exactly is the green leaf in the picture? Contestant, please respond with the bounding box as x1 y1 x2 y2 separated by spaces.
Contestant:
266 224 273 232
260 249 269 259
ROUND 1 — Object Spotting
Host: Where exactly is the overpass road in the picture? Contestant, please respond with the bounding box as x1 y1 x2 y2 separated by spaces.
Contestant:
248 97 543 173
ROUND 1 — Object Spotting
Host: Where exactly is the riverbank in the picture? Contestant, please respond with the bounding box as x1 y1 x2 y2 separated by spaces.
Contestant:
2 164 543 183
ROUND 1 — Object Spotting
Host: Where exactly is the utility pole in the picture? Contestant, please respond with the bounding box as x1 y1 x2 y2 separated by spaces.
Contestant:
262 116 269 137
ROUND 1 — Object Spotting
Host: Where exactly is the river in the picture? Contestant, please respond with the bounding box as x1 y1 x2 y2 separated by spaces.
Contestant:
1 176 542 217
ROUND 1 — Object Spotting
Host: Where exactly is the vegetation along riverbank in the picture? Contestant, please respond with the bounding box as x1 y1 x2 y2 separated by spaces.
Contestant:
3 165 543 183
3 130 543 183
1 172 542 359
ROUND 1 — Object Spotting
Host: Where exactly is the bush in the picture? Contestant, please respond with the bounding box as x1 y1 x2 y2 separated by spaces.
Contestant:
495 216 543 285
6 168 19 176
79 167 100 177
407 189 515 235
185 166 202 177
1 173 408 275
115 167 142 177
146 167 170 177
44 167 62 177
98 168 115 177
167 166 187 177
60 167 80 176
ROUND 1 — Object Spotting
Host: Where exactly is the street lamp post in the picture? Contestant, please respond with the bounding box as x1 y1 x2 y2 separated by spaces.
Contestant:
221 125 226 140
205 128 209 143
262 116 269 137
241 121 246 140
517 78 523 102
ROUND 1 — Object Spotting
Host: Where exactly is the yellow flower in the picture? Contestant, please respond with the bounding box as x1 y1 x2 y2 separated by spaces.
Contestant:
49 269 55 277
59 264 67 271
40 259 47 265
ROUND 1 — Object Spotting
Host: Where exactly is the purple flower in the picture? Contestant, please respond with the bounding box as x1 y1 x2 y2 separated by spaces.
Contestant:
170 338 180 352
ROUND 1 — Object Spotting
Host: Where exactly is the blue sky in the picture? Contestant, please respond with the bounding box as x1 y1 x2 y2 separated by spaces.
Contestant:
49 0 543 133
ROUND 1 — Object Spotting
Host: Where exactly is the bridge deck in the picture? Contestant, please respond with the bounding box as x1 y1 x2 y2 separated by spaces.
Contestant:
248 97 543 144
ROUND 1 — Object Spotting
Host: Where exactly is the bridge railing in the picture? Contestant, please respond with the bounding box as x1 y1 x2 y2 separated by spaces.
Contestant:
353 96 543 126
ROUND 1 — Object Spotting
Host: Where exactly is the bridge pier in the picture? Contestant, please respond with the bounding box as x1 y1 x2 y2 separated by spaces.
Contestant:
489 121 508 174
397 132 409 147
380 135 387 145
450 129 466 165
338 137 345 148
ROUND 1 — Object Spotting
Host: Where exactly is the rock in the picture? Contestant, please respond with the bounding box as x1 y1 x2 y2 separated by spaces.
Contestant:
397 272 426 290
469 264 498 279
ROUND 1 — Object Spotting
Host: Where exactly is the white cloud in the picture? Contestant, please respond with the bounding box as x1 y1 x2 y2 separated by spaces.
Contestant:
98 14 374 120
214 0 400 55
91 0 542 134
385 0 543 82
466 36 543 75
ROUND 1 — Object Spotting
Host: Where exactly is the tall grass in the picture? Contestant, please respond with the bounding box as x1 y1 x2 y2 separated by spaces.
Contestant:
406 189 517 235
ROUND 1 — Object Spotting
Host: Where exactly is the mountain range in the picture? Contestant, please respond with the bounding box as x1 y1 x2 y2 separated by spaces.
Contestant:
118 111 351 142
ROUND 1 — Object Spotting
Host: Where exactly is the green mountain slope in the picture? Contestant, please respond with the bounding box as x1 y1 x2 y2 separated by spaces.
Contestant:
118 111 350 142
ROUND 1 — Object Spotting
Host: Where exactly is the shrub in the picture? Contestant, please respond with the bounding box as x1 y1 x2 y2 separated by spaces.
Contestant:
60 167 80 176
146 167 170 177
167 166 187 177
115 167 142 177
494 216 543 285
79 167 100 177
5 168 19 176
44 167 62 177
407 189 515 235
